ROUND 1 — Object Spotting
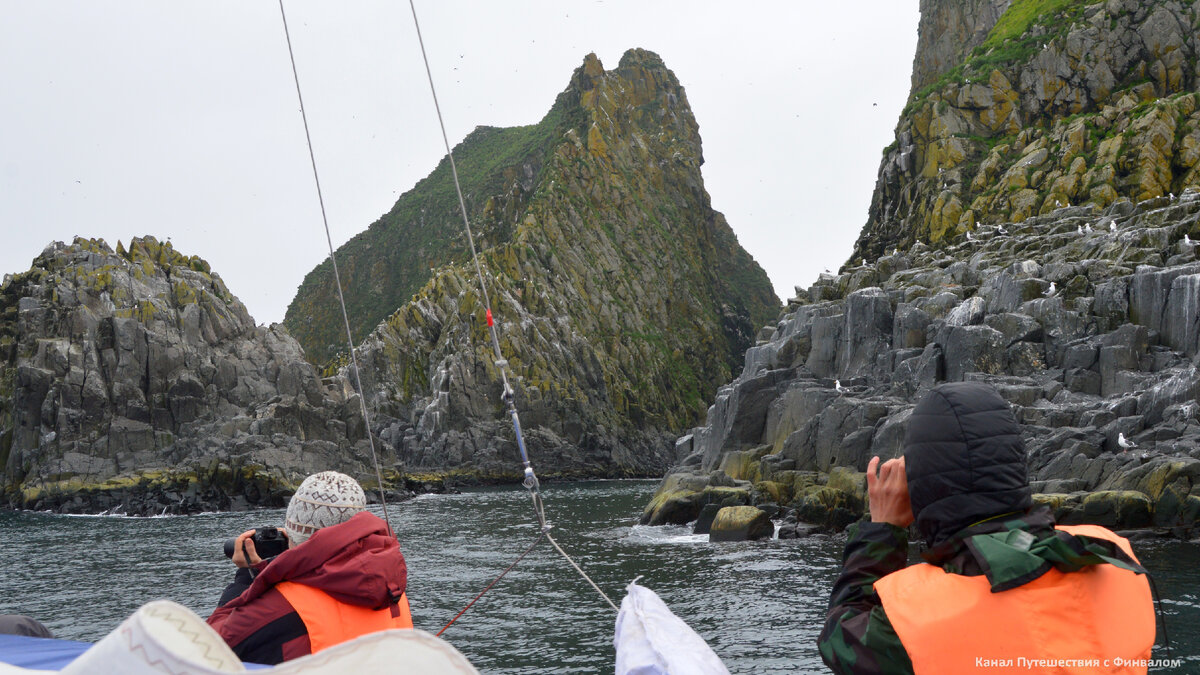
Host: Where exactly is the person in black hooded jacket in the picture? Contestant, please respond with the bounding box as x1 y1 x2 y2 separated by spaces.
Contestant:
818 381 1157 674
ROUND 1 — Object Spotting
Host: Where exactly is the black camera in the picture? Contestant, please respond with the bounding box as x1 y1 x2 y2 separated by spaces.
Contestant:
223 527 289 560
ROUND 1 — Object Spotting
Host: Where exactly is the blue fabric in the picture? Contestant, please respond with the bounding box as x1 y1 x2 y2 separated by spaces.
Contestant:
0 634 269 671
0 634 92 670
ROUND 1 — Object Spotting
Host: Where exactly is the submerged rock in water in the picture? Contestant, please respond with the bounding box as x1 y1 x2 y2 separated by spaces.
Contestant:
692 503 723 535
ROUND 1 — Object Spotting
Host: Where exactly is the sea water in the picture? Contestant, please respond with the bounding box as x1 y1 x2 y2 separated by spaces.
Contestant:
1 480 1197 673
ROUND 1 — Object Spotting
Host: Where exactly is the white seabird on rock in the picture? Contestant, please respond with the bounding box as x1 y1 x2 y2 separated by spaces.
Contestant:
1045 281 1057 297
1084 223 1093 233
1110 221 1118 232
835 379 847 394
997 224 1009 236
1118 433 1137 451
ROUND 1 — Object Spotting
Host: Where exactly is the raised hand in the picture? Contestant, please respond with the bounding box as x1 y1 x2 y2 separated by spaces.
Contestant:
866 455 915 528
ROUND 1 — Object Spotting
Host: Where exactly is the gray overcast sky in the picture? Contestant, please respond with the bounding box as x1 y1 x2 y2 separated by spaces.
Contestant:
1 1 920 327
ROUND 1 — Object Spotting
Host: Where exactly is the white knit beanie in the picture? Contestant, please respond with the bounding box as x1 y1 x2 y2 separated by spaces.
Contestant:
285 471 366 546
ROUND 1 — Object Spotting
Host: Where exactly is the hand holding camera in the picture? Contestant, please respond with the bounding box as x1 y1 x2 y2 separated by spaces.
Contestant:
223 527 290 568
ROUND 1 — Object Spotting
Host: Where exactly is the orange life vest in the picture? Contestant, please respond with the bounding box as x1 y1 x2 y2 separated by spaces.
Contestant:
275 581 413 654
874 524 1155 674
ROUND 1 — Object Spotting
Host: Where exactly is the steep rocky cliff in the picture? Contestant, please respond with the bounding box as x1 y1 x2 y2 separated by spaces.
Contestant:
284 109 574 366
0 237 380 514
341 50 780 478
855 0 1200 260
643 0 1200 537
910 0 1014 93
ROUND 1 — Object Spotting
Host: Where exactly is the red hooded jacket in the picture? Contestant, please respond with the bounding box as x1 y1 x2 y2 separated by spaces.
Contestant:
207 511 408 664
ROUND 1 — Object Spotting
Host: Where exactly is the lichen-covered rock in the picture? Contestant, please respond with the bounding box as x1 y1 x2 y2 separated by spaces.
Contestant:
1074 490 1155 529
639 471 753 526
0 237 386 513
708 505 774 542
793 485 864 532
856 0 1200 260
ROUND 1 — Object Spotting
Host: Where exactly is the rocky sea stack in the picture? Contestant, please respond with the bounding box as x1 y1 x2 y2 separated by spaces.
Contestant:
643 0 1200 538
293 49 779 480
0 237 383 514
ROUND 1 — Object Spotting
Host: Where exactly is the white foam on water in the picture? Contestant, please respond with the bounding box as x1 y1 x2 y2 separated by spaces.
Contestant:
623 523 708 545
33 508 255 520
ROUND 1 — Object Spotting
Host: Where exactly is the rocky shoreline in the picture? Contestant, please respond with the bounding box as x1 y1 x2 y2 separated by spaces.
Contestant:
643 193 1200 540
16 468 669 517
15 466 468 517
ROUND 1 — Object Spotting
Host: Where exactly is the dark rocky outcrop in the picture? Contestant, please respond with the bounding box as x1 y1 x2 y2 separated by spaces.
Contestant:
0 237 388 514
644 192 1200 534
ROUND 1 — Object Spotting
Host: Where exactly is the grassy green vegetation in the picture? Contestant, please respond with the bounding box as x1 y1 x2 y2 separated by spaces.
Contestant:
903 0 1088 116
954 132 1014 151
974 0 1089 77
983 0 1078 50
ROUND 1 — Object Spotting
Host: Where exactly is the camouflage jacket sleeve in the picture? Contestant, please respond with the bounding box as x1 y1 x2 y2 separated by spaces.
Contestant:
817 521 915 675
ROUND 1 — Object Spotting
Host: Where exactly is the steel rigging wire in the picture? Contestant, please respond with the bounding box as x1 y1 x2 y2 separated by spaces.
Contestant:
276 0 618 628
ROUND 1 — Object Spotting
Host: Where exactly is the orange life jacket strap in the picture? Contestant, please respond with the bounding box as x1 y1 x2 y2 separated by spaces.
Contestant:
276 581 412 654
874 525 1154 674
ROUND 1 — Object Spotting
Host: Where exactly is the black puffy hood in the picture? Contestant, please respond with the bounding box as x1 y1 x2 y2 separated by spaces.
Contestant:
903 382 1031 546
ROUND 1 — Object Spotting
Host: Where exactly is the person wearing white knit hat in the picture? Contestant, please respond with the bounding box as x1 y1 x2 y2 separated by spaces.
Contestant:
209 471 412 664
284 471 367 546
